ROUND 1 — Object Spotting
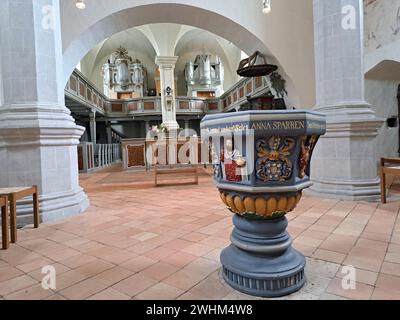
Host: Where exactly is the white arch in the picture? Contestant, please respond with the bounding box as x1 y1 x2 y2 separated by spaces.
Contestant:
61 1 315 107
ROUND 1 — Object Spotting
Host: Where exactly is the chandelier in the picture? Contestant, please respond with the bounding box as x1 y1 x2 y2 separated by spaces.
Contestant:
75 0 86 10
263 0 271 14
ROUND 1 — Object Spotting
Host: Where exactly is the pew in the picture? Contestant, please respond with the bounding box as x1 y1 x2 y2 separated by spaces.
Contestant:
1 196 9 250
380 158 400 203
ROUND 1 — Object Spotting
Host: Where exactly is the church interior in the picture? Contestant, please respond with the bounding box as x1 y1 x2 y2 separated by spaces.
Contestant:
0 0 400 302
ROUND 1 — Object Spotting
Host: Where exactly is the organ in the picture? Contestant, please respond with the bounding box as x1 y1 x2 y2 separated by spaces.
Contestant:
102 47 148 99
184 53 224 98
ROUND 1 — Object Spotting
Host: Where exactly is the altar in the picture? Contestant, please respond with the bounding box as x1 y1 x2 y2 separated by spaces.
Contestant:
121 137 208 170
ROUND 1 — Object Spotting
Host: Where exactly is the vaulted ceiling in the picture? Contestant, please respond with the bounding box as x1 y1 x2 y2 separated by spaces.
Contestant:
79 23 243 95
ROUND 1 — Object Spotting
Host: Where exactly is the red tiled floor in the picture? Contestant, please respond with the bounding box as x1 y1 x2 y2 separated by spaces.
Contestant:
135 283 184 300
0 167 399 300
4 284 54 300
112 273 157 297
59 278 109 300
141 262 180 281
93 266 133 286
0 275 38 296
326 277 374 300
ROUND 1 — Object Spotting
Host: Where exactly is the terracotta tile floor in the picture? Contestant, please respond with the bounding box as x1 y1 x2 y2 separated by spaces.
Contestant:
1 166 400 300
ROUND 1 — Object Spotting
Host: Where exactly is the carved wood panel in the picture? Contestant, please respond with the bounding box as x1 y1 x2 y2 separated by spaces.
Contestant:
127 145 145 167
77 145 84 171
79 82 86 97
69 76 77 92
112 104 123 112
255 76 263 89
239 86 245 98
179 101 189 110
208 102 218 110
246 81 253 94
144 102 154 110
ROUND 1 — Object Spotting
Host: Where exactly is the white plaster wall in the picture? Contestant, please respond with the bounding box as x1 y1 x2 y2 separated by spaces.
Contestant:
60 0 315 108
364 0 400 158
364 0 400 71
364 0 400 53
365 79 399 158
0 44 3 107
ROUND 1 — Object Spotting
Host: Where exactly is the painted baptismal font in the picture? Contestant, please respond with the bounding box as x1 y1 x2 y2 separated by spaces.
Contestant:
201 111 326 297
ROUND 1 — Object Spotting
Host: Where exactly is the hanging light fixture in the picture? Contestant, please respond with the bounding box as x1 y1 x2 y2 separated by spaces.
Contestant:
75 0 86 10
262 0 271 14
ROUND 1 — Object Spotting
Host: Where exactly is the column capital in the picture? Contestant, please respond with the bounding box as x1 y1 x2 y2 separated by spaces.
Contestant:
89 110 96 120
155 56 179 66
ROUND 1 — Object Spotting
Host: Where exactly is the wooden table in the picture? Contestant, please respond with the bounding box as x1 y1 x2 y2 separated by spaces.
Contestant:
1 196 9 250
0 186 39 243
380 158 400 203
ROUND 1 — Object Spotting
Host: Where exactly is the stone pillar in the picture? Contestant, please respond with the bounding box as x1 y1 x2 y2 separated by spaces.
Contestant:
184 119 190 137
310 0 384 201
144 120 150 137
89 111 97 145
0 0 89 224
106 121 112 144
155 56 179 131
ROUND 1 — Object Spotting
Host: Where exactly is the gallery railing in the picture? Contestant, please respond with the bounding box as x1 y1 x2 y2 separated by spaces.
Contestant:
220 75 272 112
78 142 122 173
65 69 273 118
65 69 108 115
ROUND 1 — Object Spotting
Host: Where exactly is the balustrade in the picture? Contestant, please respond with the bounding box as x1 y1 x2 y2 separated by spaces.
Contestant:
67 69 273 117
78 142 121 172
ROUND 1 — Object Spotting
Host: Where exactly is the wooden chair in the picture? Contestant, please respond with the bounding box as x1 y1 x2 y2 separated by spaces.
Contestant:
0 186 39 243
1 195 9 250
380 158 400 204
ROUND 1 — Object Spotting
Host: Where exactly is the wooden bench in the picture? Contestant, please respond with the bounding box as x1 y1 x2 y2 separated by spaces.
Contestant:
380 158 400 203
154 164 199 187
0 186 40 244
1 196 9 250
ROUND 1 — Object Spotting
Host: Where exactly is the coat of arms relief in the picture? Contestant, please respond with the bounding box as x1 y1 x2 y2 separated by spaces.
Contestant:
256 137 295 182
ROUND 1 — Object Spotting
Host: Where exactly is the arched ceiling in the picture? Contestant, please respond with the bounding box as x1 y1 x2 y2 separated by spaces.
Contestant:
174 28 240 73
83 28 157 76
60 0 315 108
80 23 242 93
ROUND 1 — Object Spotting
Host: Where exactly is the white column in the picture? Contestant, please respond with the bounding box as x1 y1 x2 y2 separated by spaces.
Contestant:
106 121 112 144
310 0 384 201
144 120 150 134
99 145 103 167
184 119 190 137
89 111 97 145
0 0 89 224
155 56 179 131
